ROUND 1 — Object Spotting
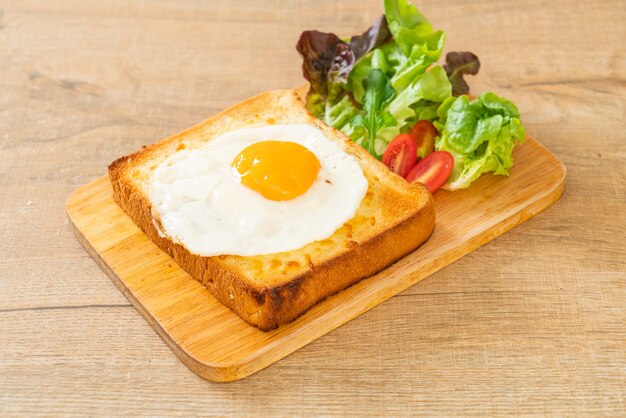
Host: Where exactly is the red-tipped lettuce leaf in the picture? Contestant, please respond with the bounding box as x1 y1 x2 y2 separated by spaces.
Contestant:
444 51 480 96
296 30 344 115
348 16 392 59
296 16 392 117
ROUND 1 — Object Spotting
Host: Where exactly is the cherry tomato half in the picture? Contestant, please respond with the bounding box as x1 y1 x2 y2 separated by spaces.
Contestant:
409 120 438 158
406 151 454 193
382 133 417 179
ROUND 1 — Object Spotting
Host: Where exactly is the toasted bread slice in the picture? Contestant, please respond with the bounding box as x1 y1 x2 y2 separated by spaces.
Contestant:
108 90 435 331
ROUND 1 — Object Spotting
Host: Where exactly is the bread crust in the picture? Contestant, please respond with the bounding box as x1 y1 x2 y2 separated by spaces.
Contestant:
109 89 435 331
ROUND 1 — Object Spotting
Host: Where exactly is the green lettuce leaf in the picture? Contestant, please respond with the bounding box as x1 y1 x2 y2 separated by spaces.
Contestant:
349 0 445 104
383 0 445 58
349 69 397 158
345 65 451 153
324 95 360 131
434 92 526 190
411 100 440 121
387 66 451 123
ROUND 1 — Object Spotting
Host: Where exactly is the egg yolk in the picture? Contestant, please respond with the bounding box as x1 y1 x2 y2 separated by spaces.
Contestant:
231 141 321 201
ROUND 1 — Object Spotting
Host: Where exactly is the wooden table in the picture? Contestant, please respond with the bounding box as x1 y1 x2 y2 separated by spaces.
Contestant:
1 0 624 415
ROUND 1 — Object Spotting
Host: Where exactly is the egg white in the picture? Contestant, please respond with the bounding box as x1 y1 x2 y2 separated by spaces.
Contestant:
150 124 368 256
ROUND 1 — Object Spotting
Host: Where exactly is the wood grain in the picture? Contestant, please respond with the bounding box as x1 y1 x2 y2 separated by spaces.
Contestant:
1 0 625 414
66 132 565 382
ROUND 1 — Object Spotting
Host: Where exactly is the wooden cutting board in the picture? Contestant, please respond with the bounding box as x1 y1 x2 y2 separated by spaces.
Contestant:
67 111 565 382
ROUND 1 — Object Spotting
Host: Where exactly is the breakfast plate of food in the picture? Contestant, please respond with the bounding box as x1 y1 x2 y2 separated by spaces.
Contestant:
67 0 565 382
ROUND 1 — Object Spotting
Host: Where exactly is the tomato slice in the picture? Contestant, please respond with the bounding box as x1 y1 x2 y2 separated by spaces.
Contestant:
382 133 418 179
409 120 438 158
406 151 454 193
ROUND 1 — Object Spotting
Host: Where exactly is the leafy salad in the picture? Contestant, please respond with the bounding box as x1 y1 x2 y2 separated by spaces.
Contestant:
296 0 525 192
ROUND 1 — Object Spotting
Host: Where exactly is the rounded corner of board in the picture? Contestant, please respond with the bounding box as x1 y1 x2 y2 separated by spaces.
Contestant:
66 175 111 215
180 354 256 383
543 153 567 206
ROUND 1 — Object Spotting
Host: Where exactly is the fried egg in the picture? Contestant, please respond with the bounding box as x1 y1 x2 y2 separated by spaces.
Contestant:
150 124 368 256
